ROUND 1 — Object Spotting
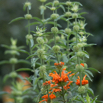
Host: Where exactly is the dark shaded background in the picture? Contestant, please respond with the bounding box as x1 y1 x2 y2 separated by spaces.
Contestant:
0 0 103 102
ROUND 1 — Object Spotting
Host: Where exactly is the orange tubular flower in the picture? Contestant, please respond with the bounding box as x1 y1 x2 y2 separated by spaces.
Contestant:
80 63 84 67
76 75 88 86
43 80 51 86
54 62 64 69
63 81 73 90
39 93 56 103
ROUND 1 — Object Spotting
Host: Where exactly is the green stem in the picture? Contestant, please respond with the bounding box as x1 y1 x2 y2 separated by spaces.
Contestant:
62 86 66 103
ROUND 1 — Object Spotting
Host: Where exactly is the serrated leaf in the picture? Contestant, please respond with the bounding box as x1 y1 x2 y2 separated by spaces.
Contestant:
9 17 25 24
88 68 100 73
16 68 32 72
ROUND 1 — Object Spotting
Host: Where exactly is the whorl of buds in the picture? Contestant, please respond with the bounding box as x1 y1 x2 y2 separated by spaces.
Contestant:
52 45 60 53
77 51 85 57
37 49 45 57
53 0 59 6
65 28 71 34
73 25 80 32
40 0 47 3
78 86 86 94
51 27 58 33
65 12 72 17
26 34 33 40
10 45 17 50
51 13 59 19
9 72 18 78
76 64 84 72
25 14 32 19
66 1 72 6
50 7 56 11
10 58 18 64
72 13 78 18
39 65 46 77
56 36 60 42
40 5 46 10
36 37 44 45
73 45 80 52
24 2 31 7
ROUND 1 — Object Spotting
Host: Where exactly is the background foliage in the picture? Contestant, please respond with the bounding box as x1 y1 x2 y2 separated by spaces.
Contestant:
0 0 103 102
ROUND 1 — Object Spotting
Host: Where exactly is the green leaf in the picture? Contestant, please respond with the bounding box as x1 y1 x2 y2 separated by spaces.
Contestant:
45 44 52 49
30 39 34 47
85 70 94 77
83 51 89 58
55 15 64 21
32 17 43 23
77 95 86 103
84 72 92 81
86 94 90 103
1 44 10 49
26 53 37 60
45 2 52 6
17 60 30 64
31 58 39 67
3 74 9 83
91 95 99 103
88 68 100 73
60 5 65 12
80 12 88 15
0 61 10 65
87 88 94 96
9 17 25 24
16 68 32 72
62 54 68 63
26 22 40 27
17 49 29 55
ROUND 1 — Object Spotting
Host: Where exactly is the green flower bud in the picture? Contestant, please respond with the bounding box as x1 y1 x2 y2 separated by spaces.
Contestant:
51 27 58 33
36 31 43 36
76 64 84 72
40 0 47 2
66 1 72 6
39 65 46 77
36 37 44 45
40 5 46 10
73 25 80 32
24 2 31 7
56 36 60 42
10 58 18 64
50 7 56 11
73 45 80 52
65 28 71 34
65 12 72 17
52 45 60 53
79 31 84 35
53 0 59 6
51 13 59 19
41 55 47 60
71 5 79 12
72 37 76 42
61 34 65 40
84 63 88 69
9 71 17 78
10 50 18 55
77 51 84 57
72 13 78 18
71 56 77 62
25 14 32 19
16 97 23 103
26 34 33 40
37 49 45 57
78 86 86 94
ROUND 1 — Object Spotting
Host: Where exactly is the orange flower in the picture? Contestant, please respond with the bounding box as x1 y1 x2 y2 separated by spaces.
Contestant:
54 62 64 69
49 68 71 84
43 80 51 86
76 75 88 86
80 63 84 67
39 93 56 103
63 81 73 90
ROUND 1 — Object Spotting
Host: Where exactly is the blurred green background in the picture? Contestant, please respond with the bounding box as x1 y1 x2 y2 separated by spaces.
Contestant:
0 0 103 102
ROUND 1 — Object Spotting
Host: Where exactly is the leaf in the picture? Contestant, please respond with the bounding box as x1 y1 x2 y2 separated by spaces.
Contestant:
31 58 39 67
30 39 34 47
87 88 94 96
0 61 10 65
85 70 94 77
16 68 32 72
9 17 25 24
77 95 86 103
62 54 68 63
84 72 92 81
26 22 40 27
1 44 10 49
17 50 29 55
60 5 65 12
3 74 9 83
91 95 99 103
83 51 89 58
80 12 88 15
45 44 52 49
55 15 64 21
17 60 30 65
26 53 37 60
32 17 43 23
32 44 39 50
88 68 100 73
